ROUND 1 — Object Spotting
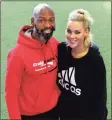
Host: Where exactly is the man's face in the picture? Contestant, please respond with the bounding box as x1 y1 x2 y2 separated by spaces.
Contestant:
32 8 55 42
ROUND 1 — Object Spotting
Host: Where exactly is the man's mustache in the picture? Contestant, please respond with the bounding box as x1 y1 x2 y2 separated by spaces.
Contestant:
40 26 55 33
34 25 55 34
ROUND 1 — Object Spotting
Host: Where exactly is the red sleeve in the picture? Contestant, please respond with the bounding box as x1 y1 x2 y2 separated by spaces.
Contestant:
5 50 24 120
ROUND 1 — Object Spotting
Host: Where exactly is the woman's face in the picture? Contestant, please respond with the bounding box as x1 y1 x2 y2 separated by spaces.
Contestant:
65 21 88 49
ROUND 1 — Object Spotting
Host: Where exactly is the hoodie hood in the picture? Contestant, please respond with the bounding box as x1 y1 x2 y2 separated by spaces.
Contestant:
88 44 100 57
17 25 54 49
17 25 58 74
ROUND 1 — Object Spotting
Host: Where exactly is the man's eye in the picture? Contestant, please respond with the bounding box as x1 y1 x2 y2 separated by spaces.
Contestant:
38 19 45 23
49 18 55 23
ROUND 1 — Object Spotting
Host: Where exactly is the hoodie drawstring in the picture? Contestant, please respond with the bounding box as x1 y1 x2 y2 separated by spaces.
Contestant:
41 43 56 74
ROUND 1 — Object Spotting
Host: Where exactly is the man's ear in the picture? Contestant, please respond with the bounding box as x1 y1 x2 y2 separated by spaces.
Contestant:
31 17 35 26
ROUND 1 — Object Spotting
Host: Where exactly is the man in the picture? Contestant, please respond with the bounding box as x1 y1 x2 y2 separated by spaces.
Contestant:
5 3 60 120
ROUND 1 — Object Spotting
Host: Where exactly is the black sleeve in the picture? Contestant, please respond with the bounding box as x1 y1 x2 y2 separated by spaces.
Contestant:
90 55 108 120
98 56 107 119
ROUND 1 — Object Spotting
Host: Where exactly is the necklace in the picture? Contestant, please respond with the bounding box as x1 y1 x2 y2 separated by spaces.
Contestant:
71 48 89 58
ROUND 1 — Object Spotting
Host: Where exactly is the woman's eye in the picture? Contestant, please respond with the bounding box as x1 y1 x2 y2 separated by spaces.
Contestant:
75 31 81 34
67 29 72 34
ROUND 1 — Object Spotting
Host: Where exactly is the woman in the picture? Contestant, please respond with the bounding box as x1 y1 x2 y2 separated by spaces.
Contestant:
57 9 107 120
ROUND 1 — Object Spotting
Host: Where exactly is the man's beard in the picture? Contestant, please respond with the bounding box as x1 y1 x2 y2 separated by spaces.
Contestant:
35 25 55 43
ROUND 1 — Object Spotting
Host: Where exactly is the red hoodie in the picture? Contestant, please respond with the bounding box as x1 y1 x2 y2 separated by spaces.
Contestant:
5 25 60 120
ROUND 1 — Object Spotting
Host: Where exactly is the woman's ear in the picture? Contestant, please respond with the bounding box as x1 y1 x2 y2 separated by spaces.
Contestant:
85 28 89 36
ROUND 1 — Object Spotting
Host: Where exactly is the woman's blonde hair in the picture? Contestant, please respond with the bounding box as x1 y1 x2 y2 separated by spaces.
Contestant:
68 9 94 47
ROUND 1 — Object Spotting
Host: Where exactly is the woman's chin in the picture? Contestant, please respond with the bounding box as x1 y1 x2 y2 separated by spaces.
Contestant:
69 44 78 49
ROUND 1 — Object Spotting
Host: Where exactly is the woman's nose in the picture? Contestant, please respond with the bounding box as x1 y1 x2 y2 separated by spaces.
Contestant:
70 33 76 39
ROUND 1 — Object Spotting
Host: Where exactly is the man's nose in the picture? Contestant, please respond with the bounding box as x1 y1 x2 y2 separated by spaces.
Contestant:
45 21 51 28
